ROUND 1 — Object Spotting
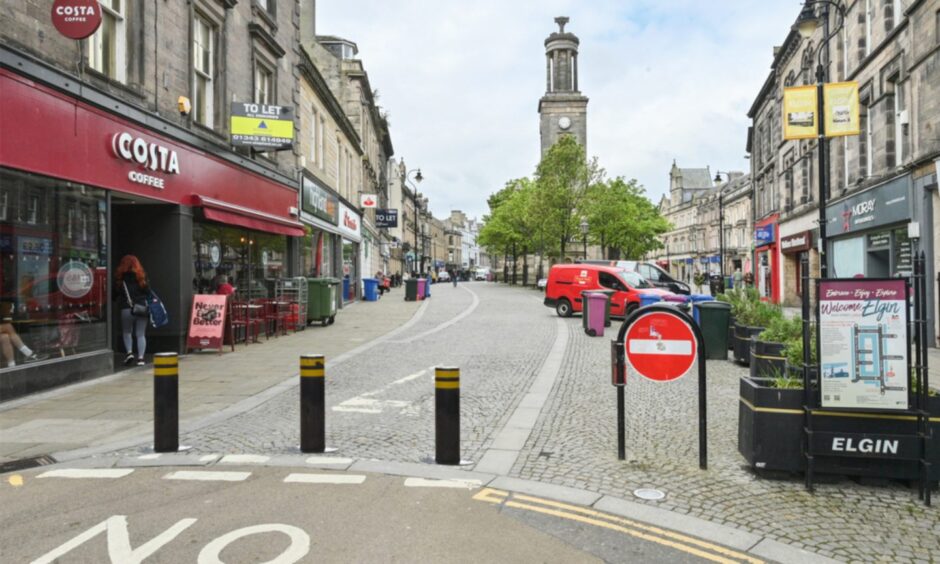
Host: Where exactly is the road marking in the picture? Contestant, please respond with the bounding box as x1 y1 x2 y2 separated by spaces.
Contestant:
389 284 481 344
138 453 162 460
8 474 24 487
37 468 134 479
403 477 482 489
473 489 763 564
283 473 366 484
332 367 433 414
200 455 219 462
163 470 251 482
305 456 353 466
219 454 270 464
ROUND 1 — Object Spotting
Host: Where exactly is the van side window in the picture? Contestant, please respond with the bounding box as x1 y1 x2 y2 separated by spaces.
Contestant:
599 272 624 291
639 265 659 281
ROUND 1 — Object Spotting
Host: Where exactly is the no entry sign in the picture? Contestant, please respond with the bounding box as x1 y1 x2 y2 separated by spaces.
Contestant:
624 310 697 382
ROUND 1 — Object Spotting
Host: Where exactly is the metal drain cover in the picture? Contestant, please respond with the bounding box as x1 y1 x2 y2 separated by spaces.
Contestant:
633 488 666 501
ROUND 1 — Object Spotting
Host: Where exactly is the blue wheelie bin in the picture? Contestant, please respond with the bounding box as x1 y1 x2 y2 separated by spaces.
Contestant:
689 294 715 324
424 277 432 298
639 293 662 308
363 278 379 302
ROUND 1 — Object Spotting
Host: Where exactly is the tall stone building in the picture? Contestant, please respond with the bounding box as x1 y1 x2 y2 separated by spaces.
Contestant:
539 17 588 155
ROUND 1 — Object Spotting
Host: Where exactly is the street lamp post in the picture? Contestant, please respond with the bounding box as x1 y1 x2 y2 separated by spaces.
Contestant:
403 168 423 275
714 171 734 280
793 0 846 279
580 218 589 260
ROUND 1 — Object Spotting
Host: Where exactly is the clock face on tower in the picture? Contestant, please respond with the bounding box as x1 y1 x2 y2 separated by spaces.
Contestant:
558 116 571 130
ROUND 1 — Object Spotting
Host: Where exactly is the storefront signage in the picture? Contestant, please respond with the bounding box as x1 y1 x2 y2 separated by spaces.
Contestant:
819 279 909 411
755 224 775 246
186 295 228 352
230 103 294 150
375 209 398 228
57 260 94 299
338 202 361 241
300 176 338 224
51 0 101 40
780 230 812 254
825 175 912 235
111 132 180 190
360 194 377 208
18 236 53 256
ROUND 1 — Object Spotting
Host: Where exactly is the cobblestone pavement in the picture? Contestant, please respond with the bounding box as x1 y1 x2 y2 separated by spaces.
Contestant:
512 316 940 564
111 283 939 563
140 283 556 464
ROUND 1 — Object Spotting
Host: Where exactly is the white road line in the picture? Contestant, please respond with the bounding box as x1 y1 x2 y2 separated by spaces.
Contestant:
403 477 482 489
332 367 433 414
163 470 251 482
219 454 270 464
391 285 481 344
283 473 366 484
305 456 353 466
37 468 134 479
137 453 162 460
200 454 219 462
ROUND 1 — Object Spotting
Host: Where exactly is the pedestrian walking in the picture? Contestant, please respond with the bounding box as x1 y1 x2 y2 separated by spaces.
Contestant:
451 269 457 287
116 255 151 366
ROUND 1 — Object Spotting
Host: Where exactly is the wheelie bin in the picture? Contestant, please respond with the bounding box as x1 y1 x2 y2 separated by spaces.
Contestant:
581 291 609 337
596 289 615 327
306 278 339 326
689 294 715 324
363 278 379 302
424 277 432 299
639 293 662 308
416 278 426 301
405 278 419 301
695 301 731 360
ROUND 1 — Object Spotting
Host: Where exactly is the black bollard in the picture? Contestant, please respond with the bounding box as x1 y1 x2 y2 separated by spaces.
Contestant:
300 354 326 453
153 352 179 453
435 366 460 464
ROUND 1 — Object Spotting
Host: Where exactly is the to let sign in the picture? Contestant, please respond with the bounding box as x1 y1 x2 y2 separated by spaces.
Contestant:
375 209 398 228
624 311 697 382
51 0 102 39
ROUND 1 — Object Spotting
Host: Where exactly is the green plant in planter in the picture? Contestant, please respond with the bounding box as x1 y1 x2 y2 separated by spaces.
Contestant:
693 272 707 287
772 375 803 389
758 315 802 344
736 299 782 328
783 329 818 367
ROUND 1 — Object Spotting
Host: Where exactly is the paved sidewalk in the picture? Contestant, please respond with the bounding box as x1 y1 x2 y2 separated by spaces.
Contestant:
0 293 422 464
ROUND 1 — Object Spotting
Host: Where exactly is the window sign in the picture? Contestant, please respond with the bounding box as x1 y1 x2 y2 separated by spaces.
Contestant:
867 231 890 249
819 279 909 410
893 229 912 277
300 176 338 225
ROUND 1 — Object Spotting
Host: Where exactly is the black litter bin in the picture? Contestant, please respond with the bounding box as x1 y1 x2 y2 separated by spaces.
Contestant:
709 274 725 296
405 279 419 301
695 301 731 360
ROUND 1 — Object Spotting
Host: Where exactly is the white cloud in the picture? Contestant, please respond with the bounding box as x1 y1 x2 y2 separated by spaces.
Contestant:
315 1 801 219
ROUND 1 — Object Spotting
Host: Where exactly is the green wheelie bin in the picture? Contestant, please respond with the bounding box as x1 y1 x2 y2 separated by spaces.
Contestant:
307 278 339 326
405 278 419 301
694 301 731 360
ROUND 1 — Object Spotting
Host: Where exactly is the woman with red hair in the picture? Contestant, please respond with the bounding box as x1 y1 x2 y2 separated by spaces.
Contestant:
115 255 150 366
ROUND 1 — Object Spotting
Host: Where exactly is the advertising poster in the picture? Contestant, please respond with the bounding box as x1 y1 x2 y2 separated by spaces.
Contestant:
230 103 294 150
186 295 228 352
819 279 908 410
783 85 818 140
823 81 861 137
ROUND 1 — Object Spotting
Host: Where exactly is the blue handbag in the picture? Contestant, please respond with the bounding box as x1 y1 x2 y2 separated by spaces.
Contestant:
147 290 169 328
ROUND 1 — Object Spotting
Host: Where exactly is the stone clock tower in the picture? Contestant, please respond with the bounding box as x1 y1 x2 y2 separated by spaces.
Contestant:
539 17 588 156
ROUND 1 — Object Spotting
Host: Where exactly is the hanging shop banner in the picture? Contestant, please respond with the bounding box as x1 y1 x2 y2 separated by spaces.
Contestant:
783 85 818 140
819 279 909 410
186 295 228 353
51 0 102 40
338 202 362 242
824 81 861 137
230 103 294 150
755 224 775 246
360 194 378 208
375 209 398 228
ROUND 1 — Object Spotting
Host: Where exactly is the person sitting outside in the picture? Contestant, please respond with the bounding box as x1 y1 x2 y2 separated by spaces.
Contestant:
215 275 235 296
0 322 46 368
376 271 390 297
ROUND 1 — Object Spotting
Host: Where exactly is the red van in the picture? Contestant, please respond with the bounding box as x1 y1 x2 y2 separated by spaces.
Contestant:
543 264 672 318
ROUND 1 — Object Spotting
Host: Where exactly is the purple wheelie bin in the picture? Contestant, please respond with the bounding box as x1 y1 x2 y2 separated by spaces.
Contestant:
581 291 608 337
416 278 426 301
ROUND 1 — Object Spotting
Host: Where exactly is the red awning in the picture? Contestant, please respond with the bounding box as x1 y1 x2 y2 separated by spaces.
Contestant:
195 195 305 237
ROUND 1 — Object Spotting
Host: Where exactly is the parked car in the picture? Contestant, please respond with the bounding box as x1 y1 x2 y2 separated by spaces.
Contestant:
437 270 451 282
543 264 672 318
473 267 491 281
537 278 548 290
575 260 691 294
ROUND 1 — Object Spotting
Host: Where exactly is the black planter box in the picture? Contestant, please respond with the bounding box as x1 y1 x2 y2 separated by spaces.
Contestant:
732 322 763 365
727 315 735 351
739 377 940 481
749 340 786 379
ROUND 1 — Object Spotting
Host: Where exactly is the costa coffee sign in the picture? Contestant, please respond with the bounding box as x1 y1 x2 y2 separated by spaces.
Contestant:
51 0 102 40
111 132 181 189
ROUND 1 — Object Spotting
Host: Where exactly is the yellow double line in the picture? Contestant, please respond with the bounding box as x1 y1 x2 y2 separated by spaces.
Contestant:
473 488 763 564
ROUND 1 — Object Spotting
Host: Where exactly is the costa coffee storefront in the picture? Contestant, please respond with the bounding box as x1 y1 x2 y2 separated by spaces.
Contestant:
0 68 303 398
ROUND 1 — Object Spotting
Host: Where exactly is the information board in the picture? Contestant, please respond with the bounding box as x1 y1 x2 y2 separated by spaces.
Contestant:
186 295 228 353
819 279 909 410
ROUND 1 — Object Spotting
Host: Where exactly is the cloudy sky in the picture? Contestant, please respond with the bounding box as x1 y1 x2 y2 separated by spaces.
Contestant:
317 1 801 220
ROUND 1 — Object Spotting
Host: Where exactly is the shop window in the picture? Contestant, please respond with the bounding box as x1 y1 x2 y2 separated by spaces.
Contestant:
0 169 108 371
832 236 865 278
193 13 217 129
192 222 286 300
87 0 127 82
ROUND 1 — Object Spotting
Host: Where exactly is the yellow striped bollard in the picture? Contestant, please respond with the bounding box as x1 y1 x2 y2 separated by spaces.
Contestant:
300 354 326 453
153 352 179 452
435 366 460 465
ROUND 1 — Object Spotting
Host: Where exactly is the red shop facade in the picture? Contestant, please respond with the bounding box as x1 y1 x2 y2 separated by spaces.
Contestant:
0 68 304 399
753 214 780 303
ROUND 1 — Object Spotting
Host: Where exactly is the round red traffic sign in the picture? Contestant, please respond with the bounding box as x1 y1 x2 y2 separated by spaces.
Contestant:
51 0 102 40
624 310 697 382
